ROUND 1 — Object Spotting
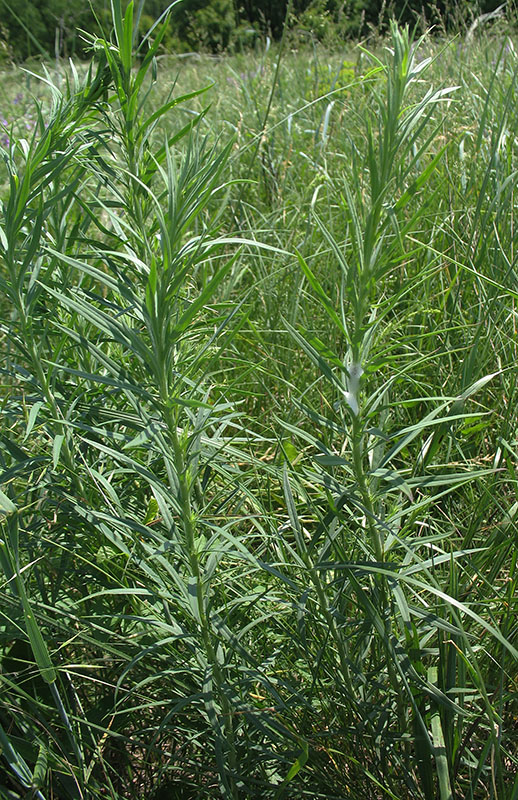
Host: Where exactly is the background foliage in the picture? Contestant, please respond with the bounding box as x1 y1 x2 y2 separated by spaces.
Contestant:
0 0 514 61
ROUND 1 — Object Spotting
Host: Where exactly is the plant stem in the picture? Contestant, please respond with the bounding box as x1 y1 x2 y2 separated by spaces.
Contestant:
351 415 383 562
164 401 238 795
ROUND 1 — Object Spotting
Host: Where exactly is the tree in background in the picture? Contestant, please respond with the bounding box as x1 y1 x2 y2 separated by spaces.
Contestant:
244 0 514 40
161 0 238 52
0 0 513 61
0 0 111 60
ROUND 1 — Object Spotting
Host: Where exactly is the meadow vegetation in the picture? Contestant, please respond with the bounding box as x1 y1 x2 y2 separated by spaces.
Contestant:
0 3 517 798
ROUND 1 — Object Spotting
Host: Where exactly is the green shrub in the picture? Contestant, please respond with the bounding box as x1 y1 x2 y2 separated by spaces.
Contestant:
305 57 356 100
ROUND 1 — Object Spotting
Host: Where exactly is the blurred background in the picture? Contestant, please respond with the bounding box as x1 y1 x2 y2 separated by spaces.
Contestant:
0 0 513 62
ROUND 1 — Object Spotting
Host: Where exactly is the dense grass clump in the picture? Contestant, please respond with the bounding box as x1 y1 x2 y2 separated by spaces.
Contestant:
1 3 517 799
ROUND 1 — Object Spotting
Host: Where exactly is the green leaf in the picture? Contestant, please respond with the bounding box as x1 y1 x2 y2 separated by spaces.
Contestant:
295 248 347 335
274 738 309 799
52 434 65 471
0 719 33 788
111 0 125 54
0 489 16 516
121 0 134 74
172 255 236 336
138 86 212 139
283 466 307 554
24 400 45 441
143 497 159 525
19 586 57 684
31 743 48 789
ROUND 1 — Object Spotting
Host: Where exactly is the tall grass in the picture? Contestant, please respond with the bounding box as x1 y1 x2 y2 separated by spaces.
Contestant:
1 3 517 798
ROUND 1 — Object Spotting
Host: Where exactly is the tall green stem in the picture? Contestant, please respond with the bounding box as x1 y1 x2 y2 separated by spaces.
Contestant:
351 415 383 562
163 400 238 796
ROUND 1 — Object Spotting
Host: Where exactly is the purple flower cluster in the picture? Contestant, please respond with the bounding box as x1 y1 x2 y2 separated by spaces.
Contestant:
0 113 8 147
226 63 267 90
0 92 36 149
